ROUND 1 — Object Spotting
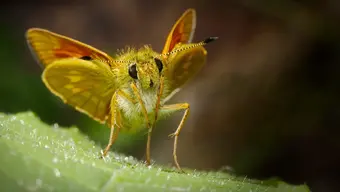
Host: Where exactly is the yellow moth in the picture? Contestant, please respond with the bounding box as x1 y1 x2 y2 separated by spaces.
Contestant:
26 8 217 171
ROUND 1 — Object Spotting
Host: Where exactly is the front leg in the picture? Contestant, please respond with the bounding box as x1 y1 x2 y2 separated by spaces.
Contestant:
160 103 190 172
101 91 120 158
101 90 133 158
130 83 152 165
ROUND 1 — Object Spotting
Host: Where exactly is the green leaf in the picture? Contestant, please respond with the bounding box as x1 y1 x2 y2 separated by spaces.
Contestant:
0 112 310 192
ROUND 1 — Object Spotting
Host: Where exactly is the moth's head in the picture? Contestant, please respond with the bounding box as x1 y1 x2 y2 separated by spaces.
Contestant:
127 56 164 90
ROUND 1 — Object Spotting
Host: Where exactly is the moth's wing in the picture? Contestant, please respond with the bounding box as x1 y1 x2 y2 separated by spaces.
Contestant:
162 9 196 54
26 28 114 67
43 58 116 123
165 44 207 92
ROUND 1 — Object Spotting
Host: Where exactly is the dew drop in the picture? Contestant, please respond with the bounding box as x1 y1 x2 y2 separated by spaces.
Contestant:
36 178 43 187
156 168 162 176
92 162 96 167
20 120 25 125
53 123 59 129
54 168 61 177
64 154 69 161
44 145 50 149
10 116 16 121
52 157 59 164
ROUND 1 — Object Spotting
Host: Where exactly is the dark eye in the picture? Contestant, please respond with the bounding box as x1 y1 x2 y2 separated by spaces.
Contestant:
80 56 92 60
154 58 163 73
128 63 138 79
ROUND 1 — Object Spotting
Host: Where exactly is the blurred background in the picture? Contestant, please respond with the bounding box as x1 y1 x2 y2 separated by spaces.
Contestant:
1 0 340 191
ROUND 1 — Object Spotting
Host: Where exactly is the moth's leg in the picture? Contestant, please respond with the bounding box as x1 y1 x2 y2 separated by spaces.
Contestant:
101 91 124 158
160 103 190 171
137 76 165 166
117 89 137 104
101 122 119 158
130 83 152 165
154 76 165 123
130 83 150 126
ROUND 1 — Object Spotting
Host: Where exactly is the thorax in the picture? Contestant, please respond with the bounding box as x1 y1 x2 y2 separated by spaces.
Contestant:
115 82 172 132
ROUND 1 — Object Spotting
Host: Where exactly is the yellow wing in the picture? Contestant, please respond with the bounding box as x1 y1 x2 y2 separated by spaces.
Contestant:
42 59 116 123
162 9 196 54
26 28 116 123
165 44 207 91
26 28 114 67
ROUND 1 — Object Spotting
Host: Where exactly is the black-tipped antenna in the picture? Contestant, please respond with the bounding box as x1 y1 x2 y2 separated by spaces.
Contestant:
162 36 218 57
203 36 218 44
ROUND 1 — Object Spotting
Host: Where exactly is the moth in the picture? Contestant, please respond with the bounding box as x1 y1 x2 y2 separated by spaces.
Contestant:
26 8 217 171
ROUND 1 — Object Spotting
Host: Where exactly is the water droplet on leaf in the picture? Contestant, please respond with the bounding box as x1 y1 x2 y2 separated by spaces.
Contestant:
54 168 61 177
52 157 59 164
36 178 43 187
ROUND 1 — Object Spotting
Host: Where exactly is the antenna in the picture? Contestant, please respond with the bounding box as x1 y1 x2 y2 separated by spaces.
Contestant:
161 36 218 57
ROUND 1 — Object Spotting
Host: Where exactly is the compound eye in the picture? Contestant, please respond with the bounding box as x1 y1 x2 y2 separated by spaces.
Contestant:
154 58 163 73
128 63 138 79
80 56 92 60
